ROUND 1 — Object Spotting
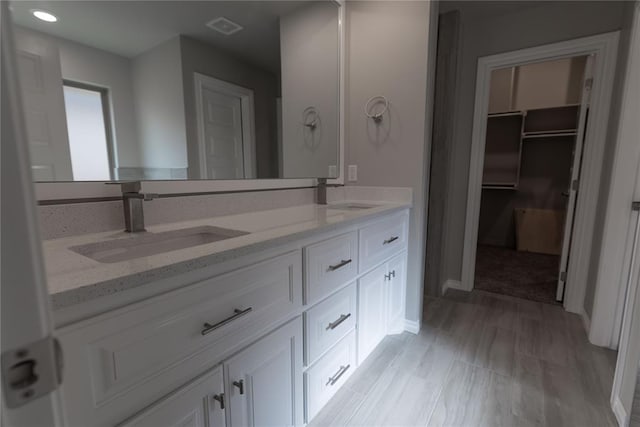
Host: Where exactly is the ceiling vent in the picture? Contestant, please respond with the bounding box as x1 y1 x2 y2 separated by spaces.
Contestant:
206 17 243 36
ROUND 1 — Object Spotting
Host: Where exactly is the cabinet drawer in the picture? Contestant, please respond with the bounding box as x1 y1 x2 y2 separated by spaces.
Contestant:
305 282 356 366
304 231 358 305
305 283 358 366
359 212 409 272
304 330 357 423
59 250 301 427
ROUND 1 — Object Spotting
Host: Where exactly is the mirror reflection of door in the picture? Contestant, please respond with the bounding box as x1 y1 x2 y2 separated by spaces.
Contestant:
194 73 255 180
15 27 73 181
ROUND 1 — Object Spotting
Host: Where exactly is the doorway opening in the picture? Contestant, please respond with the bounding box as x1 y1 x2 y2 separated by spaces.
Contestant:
474 55 590 305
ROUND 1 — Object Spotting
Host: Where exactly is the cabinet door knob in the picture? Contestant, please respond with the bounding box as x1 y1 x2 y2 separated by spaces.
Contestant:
233 379 244 395
213 393 225 410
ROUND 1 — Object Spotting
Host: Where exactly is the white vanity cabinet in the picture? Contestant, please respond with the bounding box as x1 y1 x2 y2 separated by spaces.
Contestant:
224 317 303 427
119 366 226 427
357 251 408 364
386 252 408 334
55 207 410 427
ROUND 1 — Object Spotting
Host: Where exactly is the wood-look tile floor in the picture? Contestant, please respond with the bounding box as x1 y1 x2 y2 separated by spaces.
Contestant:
310 289 618 427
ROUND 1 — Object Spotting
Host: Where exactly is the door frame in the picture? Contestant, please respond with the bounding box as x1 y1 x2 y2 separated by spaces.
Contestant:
610 3 640 424
194 72 257 179
460 33 620 320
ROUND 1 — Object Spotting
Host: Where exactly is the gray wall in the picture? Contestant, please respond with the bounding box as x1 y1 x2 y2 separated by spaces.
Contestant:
14 26 141 169
345 1 435 323
132 37 188 170
179 36 280 179
280 1 340 179
436 1 628 292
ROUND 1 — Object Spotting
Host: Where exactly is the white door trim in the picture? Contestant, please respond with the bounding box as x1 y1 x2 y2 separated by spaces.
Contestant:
460 32 620 318
194 72 256 180
591 2 640 350
610 6 640 422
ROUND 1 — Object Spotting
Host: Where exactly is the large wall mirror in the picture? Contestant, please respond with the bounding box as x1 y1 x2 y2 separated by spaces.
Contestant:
10 1 341 183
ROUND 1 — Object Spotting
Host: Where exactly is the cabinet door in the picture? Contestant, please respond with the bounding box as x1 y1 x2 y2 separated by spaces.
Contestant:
225 317 303 427
387 252 407 334
357 265 388 364
118 366 226 427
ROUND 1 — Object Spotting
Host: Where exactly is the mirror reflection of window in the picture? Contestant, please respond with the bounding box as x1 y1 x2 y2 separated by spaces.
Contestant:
62 83 112 181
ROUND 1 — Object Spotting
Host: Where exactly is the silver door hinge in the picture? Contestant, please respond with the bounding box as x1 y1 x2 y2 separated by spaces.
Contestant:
572 179 579 191
1 335 63 408
584 78 594 91
560 271 567 282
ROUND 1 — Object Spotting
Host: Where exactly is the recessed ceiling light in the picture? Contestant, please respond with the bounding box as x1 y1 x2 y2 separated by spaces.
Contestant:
31 10 58 23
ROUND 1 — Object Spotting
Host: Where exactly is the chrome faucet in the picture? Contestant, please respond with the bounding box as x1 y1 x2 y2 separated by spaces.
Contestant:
317 178 327 205
120 182 158 232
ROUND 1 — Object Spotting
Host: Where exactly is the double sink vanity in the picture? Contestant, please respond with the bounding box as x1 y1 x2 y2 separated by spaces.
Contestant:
7 1 414 424
45 198 411 427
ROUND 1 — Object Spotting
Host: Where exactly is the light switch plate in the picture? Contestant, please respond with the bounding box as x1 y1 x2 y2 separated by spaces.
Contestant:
348 165 357 182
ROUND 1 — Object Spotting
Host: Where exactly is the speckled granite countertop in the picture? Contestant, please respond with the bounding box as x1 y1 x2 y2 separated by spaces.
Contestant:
44 202 410 311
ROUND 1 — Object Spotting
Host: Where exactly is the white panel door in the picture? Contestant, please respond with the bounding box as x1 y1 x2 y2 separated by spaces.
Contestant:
198 87 244 179
225 318 303 427
118 366 226 427
1 6 65 424
387 252 407 334
357 265 388 365
556 55 594 301
13 27 73 181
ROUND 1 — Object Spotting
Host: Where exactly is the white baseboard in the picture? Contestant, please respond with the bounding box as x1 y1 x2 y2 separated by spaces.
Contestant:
611 395 628 427
442 279 465 295
404 319 420 334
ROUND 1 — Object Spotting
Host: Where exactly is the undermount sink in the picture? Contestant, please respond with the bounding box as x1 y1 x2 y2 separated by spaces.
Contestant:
328 203 377 211
70 226 249 263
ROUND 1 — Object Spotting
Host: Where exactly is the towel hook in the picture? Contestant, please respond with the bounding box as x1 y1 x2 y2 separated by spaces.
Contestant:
365 95 388 123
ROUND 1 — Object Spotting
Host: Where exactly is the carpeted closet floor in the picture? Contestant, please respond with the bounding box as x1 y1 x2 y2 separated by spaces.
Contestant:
474 245 560 305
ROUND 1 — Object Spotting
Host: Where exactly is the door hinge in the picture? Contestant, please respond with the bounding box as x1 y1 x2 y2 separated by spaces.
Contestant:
1 336 63 408
572 179 579 191
584 77 594 91
632 201 640 211
560 271 567 282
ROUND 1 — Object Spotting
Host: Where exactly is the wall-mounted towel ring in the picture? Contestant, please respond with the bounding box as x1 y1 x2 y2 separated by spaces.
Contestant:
365 96 388 123
302 107 319 130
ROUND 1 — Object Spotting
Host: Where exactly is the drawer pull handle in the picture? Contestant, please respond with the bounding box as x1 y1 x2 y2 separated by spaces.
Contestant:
326 313 351 330
326 364 351 386
233 379 244 395
201 307 253 336
328 259 352 271
383 236 399 245
213 393 225 410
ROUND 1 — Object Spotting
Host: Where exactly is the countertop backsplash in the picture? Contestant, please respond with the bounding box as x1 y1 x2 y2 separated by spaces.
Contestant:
38 186 413 240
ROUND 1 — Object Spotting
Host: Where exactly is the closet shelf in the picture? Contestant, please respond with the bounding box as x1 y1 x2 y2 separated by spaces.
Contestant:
482 184 518 190
522 131 577 139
